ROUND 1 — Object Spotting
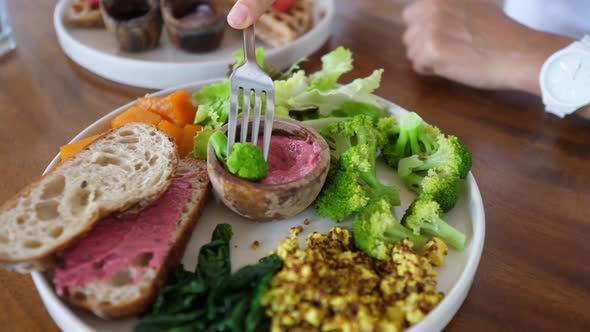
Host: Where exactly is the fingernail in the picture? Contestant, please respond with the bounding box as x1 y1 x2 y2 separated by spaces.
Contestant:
228 3 249 28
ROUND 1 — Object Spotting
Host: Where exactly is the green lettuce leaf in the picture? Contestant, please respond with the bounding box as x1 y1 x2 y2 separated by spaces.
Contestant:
274 70 309 116
308 47 353 91
232 48 265 71
193 80 230 129
190 127 217 160
288 69 386 115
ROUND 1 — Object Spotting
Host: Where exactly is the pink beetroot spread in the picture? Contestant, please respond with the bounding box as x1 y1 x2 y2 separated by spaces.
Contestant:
257 135 321 185
53 174 195 296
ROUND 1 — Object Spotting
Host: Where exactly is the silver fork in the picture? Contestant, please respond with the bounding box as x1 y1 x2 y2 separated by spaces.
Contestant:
227 25 275 160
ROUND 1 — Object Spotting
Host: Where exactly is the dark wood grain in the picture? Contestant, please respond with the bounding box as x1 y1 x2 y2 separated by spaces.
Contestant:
0 0 589 331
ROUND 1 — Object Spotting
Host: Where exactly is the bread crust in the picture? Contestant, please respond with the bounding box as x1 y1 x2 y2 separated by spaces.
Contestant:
58 160 210 318
0 124 179 270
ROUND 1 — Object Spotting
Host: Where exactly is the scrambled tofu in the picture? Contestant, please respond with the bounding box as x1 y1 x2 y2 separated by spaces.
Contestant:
262 227 448 332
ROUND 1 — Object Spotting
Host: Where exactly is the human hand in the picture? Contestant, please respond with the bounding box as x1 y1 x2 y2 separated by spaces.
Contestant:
401 0 572 95
227 0 275 29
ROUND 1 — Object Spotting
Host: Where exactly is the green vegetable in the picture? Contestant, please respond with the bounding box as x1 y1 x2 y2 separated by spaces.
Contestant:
227 143 268 181
408 134 473 180
396 134 472 212
274 70 310 117
135 224 283 332
308 46 353 91
330 101 384 120
196 223 232 285
277 57 308 81
316 144 400 222
232 48 265 71
193 80 230 129
288 69 386 116
301 102 384 133
399 165 460 212
190 127 217 160
208 131 228 161
381 112 438 168
401 198 466 250
209 132 268 181
320 114 381 161
352 196 427 260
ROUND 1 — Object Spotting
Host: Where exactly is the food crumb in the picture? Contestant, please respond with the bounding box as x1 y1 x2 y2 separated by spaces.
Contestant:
289 226 304 238
251 240 260 250
303 218 311 225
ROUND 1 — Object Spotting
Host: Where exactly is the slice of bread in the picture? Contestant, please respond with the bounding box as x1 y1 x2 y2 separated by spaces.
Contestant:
56 159 210 319
0 123 178 272
255 0 314 47
64 0 104 28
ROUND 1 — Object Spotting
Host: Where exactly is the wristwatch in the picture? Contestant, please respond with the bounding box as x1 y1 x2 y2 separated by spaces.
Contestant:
539 36 590 117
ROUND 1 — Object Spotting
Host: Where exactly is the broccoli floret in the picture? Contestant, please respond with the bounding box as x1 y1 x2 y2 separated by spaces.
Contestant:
412 135 472 179
401 199 465 250
320 115 381 161
352 197 427 260
397 134 472 212
400 166 459 212
227 143 268 181
209 132 268 181
381 112 438 167
316 144 400 222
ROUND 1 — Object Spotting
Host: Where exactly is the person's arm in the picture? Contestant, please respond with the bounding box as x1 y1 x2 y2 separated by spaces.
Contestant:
227 0 275 29
401 0 590 119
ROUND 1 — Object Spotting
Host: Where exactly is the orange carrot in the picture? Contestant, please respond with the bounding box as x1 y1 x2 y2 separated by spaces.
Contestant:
157 120 184 144
60 134 102 161
179 124 203 157
111 106 163 129
140 91 196 127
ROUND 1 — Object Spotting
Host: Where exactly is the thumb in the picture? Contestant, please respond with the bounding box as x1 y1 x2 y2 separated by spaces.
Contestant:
227 0 275 29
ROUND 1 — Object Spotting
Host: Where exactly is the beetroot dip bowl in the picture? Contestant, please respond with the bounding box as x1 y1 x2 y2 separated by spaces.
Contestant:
207 118 330 221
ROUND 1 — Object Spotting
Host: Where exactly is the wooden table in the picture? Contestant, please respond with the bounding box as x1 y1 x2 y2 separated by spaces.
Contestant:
1 1 589 331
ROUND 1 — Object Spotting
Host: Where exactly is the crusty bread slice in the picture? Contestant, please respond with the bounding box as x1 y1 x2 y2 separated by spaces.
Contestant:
255 0 314 47
57 159 210 319
0 123 178 272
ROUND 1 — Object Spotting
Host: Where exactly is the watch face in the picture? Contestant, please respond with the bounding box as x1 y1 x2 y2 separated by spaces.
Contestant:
543 50 590 105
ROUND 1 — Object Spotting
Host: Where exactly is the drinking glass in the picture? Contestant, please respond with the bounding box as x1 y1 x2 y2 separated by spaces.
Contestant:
0 0 16 56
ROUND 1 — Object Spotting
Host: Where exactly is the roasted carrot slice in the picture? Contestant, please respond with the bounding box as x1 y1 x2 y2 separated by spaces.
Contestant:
179 124 203 157
142 91 196 127
111 106 163 129
158 120 184 144
60 134 102 161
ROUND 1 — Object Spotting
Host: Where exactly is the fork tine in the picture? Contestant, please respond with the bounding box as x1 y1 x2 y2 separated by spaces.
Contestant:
240 89 251 143
250 92 263 147
262 90 275 160
227 85 240 154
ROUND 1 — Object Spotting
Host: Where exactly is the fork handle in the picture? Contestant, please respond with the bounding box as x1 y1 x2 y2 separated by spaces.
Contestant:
243 25 256 63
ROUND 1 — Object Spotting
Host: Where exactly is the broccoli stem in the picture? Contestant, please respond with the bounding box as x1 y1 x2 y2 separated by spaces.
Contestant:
401 173 424 193
358 152 401 206
420 217 465 250
384 225 427 249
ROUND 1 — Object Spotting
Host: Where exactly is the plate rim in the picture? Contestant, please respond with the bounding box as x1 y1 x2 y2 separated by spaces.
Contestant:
53 0 335 89
32 79 486 332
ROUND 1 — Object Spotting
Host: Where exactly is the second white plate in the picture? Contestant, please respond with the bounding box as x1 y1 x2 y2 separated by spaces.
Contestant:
53 0 334 89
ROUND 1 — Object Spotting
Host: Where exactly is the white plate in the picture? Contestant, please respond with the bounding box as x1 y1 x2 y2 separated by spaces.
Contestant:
32 79 486 332
53 0 334 89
